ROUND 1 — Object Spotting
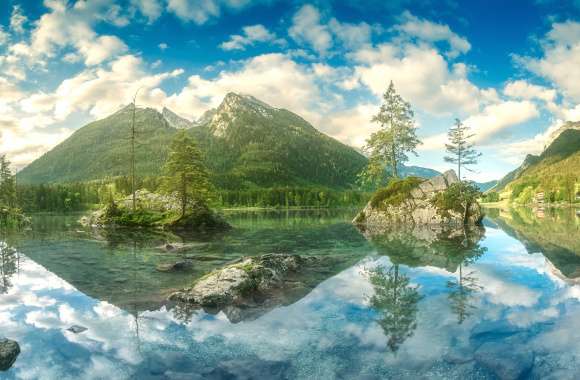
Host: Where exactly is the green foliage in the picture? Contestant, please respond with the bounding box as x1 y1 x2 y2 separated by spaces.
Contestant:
431 182 481 221
497 128 580 201
111 209 167 227
366 265 422 352
481 191 500 203
444 118 481 180
0 155 27 227
369 177 423 209
162 131 212 217
361 81 421 186
17 97 367 190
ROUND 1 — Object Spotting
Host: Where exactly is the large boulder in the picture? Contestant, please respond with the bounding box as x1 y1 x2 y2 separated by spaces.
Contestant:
170 254 312 307
0 339 20 371
353 170 483 227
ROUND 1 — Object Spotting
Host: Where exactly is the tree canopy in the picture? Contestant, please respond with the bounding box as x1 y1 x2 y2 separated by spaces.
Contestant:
444 119 481 180
161 131 212 218
360 81 421 189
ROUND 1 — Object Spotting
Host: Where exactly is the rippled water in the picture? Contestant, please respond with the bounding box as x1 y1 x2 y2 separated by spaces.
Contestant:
1 207 579 379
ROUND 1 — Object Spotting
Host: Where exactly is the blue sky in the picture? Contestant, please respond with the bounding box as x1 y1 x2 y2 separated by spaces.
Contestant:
1 0 580 181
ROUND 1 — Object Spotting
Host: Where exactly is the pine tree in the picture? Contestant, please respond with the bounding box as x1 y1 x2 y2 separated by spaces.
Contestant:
360 81 421 188
444 119 481 180
161 131 212 218
0 155 17 208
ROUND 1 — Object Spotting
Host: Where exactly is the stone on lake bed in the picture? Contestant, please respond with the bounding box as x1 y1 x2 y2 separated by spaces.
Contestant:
0 339 20 371
474 342 534 380
66 325 88 334
156 261 193 272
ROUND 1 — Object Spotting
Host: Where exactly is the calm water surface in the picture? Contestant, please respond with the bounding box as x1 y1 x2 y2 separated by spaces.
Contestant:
1 207 579 379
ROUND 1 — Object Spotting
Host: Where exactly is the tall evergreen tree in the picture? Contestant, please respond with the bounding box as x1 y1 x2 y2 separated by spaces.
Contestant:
162 131 212 218
0 155 17 208
360 81 421 188
444 119 481 180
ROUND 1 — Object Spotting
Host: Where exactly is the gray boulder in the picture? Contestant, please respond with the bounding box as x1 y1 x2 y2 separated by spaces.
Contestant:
0 339 20 371
170 254 310 307
474 342 534 380
353 170 483 227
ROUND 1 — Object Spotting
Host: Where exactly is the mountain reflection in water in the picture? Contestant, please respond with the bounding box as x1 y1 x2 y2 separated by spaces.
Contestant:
0 208 579 379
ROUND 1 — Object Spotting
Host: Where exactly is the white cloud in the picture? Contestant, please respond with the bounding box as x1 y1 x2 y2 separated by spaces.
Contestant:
220 24 283 51
395 12 471 58
10 5 27 34
504 80 556 103
131 0 163 23
165 53 322 121
13 0 130 67
0 26 9 46
353 43 486 115
158 42 168 50
519 20 580 102
167 0 258 24
328 19 372 50
420 100 540 152
289 5 333 55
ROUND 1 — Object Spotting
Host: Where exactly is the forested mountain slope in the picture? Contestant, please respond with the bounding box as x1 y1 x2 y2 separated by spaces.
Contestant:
17 93 367 189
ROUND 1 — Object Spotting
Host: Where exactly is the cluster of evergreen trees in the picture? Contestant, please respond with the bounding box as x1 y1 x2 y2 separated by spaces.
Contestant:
0 155 26 226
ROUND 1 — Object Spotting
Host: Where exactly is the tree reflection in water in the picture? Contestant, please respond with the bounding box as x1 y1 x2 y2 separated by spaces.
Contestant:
366 264 422 353
0 240 19 294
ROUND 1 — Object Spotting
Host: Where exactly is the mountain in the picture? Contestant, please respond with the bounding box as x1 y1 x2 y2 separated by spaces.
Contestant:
491 121 580 199
17 93 367 189
162 107 195 129
475 180 498 192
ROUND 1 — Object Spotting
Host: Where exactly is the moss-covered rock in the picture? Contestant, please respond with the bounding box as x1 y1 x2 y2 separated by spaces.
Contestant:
80 190 231 232
353 170 483 227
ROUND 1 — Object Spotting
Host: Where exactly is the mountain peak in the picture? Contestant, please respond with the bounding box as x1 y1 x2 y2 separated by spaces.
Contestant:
162 107 195 129
211 92 278 137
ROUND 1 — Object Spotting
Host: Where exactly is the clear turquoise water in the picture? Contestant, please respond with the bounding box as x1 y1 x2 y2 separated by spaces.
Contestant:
1 208 579 379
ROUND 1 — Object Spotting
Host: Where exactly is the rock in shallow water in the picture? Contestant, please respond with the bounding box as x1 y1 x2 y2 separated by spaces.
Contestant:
169 254 313 307
156 261 193 272
474 342 534 380
67 325 88 334
0 339 20 371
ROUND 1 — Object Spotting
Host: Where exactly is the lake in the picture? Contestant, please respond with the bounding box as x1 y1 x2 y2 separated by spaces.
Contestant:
1 207 579 379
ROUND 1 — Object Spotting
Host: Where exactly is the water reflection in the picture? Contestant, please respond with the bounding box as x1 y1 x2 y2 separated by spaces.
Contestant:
366 265 422 352
1 209 580 378
0 241 19 294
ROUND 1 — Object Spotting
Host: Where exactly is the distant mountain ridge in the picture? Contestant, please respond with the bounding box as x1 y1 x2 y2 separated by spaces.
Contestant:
491 121 580 197
17 93 367 189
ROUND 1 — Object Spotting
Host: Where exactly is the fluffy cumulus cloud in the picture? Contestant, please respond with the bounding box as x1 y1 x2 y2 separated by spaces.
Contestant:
518 20 580 102
352 43 488 116
131 0 163 23
288 5 372 55
10 5 28 34
394 11 471 58
166 0 262 24
165 53 323 120
220 24 284 51
5 0 129 67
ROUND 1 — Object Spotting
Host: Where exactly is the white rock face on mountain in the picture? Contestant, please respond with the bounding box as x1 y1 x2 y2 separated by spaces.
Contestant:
209 92 278 137
162 107 195 129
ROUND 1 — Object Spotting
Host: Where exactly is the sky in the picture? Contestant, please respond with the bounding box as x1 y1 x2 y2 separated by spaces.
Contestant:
1 0 580 181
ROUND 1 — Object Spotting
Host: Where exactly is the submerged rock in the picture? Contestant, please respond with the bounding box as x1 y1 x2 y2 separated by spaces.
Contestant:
0 339 20 371
66 325 88 334
474 342 534 380
170 254 311 307
156 260 193 272
353 170 483 227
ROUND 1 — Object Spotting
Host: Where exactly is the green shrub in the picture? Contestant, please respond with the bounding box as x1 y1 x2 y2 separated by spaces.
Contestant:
370 177 424 209
431 182 481 218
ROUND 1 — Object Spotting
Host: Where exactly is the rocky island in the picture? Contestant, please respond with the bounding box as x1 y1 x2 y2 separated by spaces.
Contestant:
81 190 231 232
354 170 484 227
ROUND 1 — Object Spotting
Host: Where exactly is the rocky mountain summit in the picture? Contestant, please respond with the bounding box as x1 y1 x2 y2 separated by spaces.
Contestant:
353 170 483 227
